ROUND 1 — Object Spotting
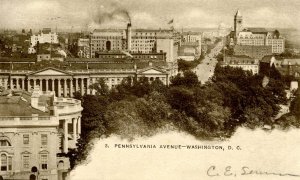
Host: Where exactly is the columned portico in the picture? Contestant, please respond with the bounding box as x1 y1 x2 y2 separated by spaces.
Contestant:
80 78 84 96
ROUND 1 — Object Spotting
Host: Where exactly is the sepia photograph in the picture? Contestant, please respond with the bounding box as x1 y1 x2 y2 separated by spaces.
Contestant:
0 0 300 179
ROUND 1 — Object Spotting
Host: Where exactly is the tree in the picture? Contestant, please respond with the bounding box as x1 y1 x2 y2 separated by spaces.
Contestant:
89 78 109 96
171 70 199 88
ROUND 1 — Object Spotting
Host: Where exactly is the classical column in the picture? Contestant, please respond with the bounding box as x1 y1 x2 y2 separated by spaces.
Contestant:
63 79 67 97
27 79 30 91
92 78 96 95
16 78 20 89
33 79 36 89
77 117 81 135
51 79 55 91
73 118 77 140
21 78 25 90
86 78 90 95
10 78 13 89
63 120 68 153
4 79 8 90
80 78 84 96
70 79 73 97
57 79 61 97
40 79 43 91
75 78 78 93
45 79 49 92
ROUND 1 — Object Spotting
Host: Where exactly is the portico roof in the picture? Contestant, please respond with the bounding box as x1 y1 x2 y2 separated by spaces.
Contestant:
27 67 73 76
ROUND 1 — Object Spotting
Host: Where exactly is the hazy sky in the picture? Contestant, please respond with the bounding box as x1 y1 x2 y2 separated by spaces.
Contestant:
0 0 300 31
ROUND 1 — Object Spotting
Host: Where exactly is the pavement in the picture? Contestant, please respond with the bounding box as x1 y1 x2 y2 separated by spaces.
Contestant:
193 42 224 84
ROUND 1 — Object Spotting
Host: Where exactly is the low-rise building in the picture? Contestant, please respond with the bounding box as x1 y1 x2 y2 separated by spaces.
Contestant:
31 28 59 47
220 55 259 74
234 45 272 60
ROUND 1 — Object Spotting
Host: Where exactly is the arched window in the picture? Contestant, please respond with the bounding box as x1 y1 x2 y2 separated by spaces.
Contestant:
0 154 7 171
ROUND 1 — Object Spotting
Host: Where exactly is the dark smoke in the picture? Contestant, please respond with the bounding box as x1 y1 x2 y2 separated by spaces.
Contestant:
96 8 131 25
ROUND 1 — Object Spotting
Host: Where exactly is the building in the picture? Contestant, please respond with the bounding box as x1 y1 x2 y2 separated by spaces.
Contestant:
230 10 285 54
234 45 272 59
77 38 90 58
181 32 201 56
221 55 259 74
177 44 198 61
95 51 166 61
0 89 82 180
31 28 59 46
0 57 174 97
90 24 176 62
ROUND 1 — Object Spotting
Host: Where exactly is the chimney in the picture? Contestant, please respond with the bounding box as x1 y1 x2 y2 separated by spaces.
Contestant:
127 23 132 52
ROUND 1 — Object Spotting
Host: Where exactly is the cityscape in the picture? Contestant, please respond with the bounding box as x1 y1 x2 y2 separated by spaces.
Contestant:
0 0 300 180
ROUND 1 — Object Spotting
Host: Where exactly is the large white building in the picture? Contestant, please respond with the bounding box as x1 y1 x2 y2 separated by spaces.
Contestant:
0 89 82 180
30 28 59 46
221 56 259 74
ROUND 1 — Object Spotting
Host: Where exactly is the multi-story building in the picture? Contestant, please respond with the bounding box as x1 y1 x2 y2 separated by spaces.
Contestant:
0 58 175 97
77 38 90 58
90 24 176 62
230 10 285 54
31 28 59 47
0 89 82 180
234 45 272 59
220 55 259 74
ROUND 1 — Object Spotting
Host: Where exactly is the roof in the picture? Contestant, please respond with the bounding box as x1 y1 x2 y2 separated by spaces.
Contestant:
282 59 300 65
0 57 36 62
243 28 268 34
0 94 49 116
223 55 258 65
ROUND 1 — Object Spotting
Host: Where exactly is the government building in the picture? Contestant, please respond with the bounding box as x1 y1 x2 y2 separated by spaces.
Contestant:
0 89 82 180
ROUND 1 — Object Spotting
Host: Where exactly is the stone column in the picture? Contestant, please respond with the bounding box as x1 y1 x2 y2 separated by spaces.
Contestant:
33 79 36 89
63 79 67 97
51 79 55 91
21 78 25 90
10 78 13 89
86 78 90 95
63 120 68 153
40 79 43 91
4 79 8 90
57 79 61 97
92 78 96 95
75 78 78 93
77 117 81 135
27 79 30 91
45 79 49 92
70 79 73 97
73 118 77 140
80 78 84 96
16 78 20 89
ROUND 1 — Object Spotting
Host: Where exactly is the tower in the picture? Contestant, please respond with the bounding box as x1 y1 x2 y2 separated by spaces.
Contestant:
234 10 243 38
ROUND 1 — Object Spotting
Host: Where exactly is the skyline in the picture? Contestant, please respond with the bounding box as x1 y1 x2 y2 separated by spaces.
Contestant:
0 0 300 31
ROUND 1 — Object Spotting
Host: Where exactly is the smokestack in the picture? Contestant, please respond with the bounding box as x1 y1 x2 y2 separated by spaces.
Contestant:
127 23 132 52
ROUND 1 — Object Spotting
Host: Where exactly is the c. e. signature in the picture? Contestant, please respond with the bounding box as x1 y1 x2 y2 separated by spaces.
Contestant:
207 165 300 177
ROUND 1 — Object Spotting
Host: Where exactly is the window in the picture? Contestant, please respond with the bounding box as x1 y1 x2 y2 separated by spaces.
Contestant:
41 134 47 146
1 154 7 171
0 140 11 146
8 157 12 171
23 155 30 169
40 154 48 170
23 134 29 145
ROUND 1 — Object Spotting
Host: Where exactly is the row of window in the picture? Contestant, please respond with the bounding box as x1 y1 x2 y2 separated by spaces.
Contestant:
0 153 48 172
23 134 48 146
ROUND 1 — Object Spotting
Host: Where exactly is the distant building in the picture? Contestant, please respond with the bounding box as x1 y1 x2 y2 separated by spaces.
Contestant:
0 89 82 180
221 55 259 74
229 10 285 54
90 24 176 62
31 28 59 46
77 38 90 58
234 45 272 59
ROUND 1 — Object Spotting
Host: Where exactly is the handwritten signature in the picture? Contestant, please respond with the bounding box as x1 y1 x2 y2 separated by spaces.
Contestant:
207 165 300 177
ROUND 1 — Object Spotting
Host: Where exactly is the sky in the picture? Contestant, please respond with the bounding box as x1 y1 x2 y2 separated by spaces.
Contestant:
0 0 300 31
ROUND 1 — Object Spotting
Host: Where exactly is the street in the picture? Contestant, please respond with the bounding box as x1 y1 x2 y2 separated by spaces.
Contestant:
193 42 223 84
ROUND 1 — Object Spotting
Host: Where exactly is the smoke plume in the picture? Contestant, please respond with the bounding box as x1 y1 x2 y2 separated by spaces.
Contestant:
94 3 131 25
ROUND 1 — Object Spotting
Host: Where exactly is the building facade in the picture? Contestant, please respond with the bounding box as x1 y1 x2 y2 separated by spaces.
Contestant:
30 29 59 47
0 89 82 180
221 56 259 74
234 45 272 59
